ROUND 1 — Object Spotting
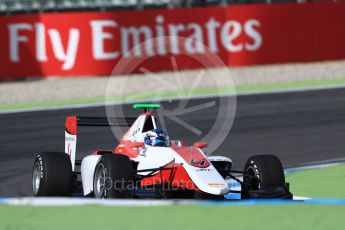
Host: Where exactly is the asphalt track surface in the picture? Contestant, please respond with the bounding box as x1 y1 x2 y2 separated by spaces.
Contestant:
1 88 345 196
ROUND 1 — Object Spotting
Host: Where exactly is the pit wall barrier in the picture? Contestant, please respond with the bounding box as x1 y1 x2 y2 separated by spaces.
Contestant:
0 2 344 80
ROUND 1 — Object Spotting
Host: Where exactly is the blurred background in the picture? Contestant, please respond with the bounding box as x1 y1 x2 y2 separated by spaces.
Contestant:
0 0 340 14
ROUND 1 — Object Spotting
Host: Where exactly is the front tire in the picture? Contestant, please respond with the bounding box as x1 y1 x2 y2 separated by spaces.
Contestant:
32 152 72 196
93 154 134 199
243 155 285 190
241 154 292 199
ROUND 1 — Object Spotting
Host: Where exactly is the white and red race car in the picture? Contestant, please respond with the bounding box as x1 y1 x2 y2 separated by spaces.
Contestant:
32 104 292 199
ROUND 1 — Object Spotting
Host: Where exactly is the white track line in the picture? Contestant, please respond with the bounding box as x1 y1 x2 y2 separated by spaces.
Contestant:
285 158 345 173
0 196 311 206
2 84 345 115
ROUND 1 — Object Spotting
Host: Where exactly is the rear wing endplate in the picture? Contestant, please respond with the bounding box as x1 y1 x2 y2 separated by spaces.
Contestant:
65 116 136 171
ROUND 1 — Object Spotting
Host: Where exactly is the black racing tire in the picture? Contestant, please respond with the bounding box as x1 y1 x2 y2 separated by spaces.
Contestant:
32 152 72 196
243 155 285 190
93 154 134 199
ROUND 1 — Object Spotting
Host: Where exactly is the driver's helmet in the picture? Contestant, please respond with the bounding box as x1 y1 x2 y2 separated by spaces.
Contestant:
144 129 170 147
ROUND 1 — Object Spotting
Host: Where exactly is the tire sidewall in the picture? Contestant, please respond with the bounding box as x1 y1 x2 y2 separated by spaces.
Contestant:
245 160 261 189
93 161 109 198
32 152 72 196
32 154 44 196
93 154 134 199
244 155 285 190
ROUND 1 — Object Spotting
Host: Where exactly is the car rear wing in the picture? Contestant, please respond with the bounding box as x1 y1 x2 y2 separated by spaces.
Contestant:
65 116 136 171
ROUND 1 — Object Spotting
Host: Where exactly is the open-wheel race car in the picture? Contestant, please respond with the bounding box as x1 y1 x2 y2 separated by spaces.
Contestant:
32 104 293 199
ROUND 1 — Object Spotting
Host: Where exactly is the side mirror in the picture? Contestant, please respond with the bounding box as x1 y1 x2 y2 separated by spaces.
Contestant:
194 142 208 149
129 142 144 148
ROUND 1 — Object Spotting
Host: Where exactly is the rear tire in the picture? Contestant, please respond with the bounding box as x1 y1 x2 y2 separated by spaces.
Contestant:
93 154 134 199
32 152 72 196
243 155 285 190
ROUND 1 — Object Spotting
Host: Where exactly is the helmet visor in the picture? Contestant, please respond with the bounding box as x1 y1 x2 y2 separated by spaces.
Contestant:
152 136 167 147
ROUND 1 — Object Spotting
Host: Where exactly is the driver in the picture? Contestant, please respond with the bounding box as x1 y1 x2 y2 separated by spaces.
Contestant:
144 129 170 147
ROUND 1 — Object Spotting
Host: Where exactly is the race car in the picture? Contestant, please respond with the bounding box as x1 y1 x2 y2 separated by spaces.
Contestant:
32 104 292 199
